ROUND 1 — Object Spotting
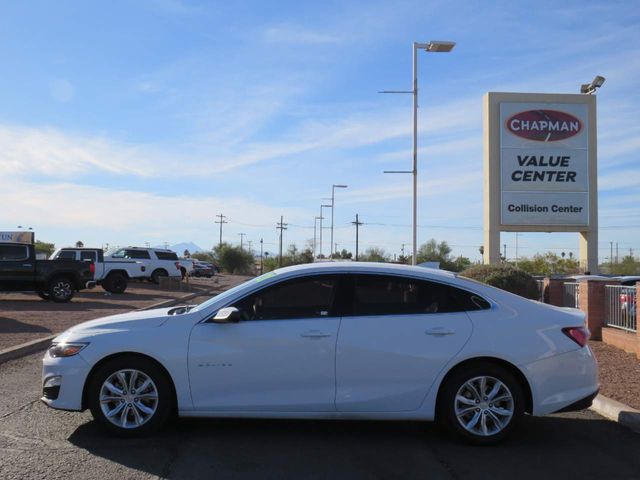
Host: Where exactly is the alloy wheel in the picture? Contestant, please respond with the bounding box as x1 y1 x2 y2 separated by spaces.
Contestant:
454 375 514 437
99 369 159 429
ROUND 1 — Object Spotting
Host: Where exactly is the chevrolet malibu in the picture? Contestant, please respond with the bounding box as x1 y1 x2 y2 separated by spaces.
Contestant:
42 263 598 444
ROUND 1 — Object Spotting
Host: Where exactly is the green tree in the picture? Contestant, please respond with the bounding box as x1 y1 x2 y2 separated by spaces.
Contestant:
75 240 84 248
213 243 255 274
191 251 216 263
35 240 55 257
516 252 580 276
331 249 353 260
416 239 470 272
609 255 640 275
461 264 540 299
359 247 388 262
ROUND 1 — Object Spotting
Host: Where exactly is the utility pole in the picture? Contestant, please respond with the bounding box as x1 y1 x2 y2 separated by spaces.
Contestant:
616 242 619 264
238 232 246 250
401 243 406 257
610 241 614 271
260 238 264 274
515 232 519 267
503 244 507 261
215 214 227 249
247 240 252 254
330 184 348 258
277 216 288 267
352 214 363 261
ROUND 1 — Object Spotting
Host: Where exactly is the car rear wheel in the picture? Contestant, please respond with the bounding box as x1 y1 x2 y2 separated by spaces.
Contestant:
87 356 173 436
438 362 524 445
150 269 168 284
103 273 128 294
48 277 75 303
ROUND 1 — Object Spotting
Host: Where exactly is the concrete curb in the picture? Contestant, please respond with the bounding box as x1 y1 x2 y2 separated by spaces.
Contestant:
590 394 640 433
0 288 217 365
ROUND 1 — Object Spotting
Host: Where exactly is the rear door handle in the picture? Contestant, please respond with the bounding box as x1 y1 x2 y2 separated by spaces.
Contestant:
425 327 455 336
300 330 332 338
22 264 33 267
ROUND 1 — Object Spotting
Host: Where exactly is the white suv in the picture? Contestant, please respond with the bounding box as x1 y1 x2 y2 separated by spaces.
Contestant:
106 247 183 283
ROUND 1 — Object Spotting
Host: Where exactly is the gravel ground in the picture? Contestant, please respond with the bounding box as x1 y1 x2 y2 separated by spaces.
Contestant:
590 340 640 411
0 274 250 350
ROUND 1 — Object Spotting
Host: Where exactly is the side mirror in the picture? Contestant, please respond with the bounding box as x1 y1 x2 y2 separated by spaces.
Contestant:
211 307 241 323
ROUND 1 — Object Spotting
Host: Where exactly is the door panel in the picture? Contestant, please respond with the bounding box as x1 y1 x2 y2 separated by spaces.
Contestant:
188 274 342 412
189 318 339 411
335 273 479 412
0 245 33 290
336 313 472 412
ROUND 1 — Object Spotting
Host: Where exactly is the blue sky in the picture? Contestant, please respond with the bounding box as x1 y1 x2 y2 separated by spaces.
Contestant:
1 0 639 262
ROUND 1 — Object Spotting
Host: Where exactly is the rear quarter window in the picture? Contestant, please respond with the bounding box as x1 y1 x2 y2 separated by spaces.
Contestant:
155 251 178 260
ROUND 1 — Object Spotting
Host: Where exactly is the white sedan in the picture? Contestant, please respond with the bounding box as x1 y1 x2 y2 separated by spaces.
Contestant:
42 263 598 444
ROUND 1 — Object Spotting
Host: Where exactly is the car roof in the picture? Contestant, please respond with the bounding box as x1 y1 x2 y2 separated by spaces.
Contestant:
271 261 457 279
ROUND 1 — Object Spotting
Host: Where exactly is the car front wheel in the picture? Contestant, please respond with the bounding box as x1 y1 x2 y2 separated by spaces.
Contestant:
438 363 524 445
48 277 75 302
87 356 174 436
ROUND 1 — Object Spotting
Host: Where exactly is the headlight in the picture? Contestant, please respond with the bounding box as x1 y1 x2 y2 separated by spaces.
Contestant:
48 342 89 358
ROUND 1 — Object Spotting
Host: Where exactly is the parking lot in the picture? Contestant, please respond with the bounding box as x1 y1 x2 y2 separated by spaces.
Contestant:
0 352 639 480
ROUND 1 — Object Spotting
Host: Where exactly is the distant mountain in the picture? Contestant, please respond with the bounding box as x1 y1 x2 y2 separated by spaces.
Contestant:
154 242 204 254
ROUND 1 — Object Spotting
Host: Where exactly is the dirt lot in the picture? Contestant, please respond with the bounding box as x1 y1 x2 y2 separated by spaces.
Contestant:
590 340 640 411
0 274 250 350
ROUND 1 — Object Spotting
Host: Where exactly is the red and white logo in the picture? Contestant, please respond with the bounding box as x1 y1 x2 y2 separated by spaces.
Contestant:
506 110 582 141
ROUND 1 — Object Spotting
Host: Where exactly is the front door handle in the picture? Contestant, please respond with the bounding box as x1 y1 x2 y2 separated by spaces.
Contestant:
300 330 332 338
22 264 33 267
425 327 455 336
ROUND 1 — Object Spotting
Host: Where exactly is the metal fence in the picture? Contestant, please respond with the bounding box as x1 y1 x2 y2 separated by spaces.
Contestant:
605 285 637 332
563 282 579 308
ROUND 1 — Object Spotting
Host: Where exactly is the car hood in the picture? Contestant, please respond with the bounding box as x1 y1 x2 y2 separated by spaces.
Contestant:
61 307 178 336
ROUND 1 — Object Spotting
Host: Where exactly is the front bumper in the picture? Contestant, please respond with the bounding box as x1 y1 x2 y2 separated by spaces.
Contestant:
41 350 91 411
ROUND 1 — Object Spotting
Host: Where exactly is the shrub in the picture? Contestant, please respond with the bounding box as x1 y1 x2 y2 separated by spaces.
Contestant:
214 244 255 275
460 264 540 300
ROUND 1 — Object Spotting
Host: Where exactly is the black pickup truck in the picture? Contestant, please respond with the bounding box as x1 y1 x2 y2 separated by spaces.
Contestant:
0 242 96 302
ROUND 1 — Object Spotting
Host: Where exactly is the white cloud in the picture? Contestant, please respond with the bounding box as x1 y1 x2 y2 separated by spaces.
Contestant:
263 25 343 45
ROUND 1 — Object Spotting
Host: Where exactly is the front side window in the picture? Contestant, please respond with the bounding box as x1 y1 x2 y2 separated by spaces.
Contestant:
232 275 338 321
111 249 126 258
350 274 489 316
0 245 29 261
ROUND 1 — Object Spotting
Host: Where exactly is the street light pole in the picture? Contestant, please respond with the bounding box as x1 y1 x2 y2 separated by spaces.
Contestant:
330 184 348 259
319 204 331 258
381 40 455 266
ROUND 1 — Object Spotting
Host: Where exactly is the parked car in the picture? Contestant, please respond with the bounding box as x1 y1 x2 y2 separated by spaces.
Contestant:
51 248 146 294
615 276 640 322
0 234 95 302
42 262 597 444
191 260 216 278
105 247 183 283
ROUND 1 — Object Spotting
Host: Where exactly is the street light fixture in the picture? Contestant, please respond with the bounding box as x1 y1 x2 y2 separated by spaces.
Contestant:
382 40 455 265
330 184 348 259
580 75 605 95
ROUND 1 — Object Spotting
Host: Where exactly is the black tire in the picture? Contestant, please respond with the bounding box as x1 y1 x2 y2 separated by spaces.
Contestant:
437 362 524 445
37 291 51 301
87 355 174 436
103 273 128 294
48 276 75 303
150 269 168 284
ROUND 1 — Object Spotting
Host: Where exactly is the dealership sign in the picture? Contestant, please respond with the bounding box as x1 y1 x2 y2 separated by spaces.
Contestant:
500 102 589 226
0 231 35 244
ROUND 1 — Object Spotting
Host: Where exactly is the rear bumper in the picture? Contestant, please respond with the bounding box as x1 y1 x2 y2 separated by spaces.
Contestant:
522 346 599 416
553 388 599 413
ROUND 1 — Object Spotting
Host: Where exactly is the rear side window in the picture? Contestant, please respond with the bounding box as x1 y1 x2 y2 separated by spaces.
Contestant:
126 250 151 259
350 274 490 316
80 251 97 262
155 251 178 260
56 250 77 260
0 245 29 261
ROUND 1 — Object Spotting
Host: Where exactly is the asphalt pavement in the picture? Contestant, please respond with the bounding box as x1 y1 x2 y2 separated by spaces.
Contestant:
2 352 640 480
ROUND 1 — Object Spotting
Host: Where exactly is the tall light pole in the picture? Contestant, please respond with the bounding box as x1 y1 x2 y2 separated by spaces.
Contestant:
382 40 455 265
330 184 348 259
314 216 323 258
319 204 331 259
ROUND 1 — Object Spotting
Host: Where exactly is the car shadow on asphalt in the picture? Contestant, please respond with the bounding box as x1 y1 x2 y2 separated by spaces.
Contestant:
66 413 640 480
0 317 51 334
0 300 155 311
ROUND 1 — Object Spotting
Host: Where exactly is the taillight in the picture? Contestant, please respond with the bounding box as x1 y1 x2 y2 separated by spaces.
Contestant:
562 326 590 347
89 262 95 275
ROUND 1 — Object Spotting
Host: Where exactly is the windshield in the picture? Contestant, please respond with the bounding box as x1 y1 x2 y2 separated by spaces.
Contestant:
192 271 278 312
